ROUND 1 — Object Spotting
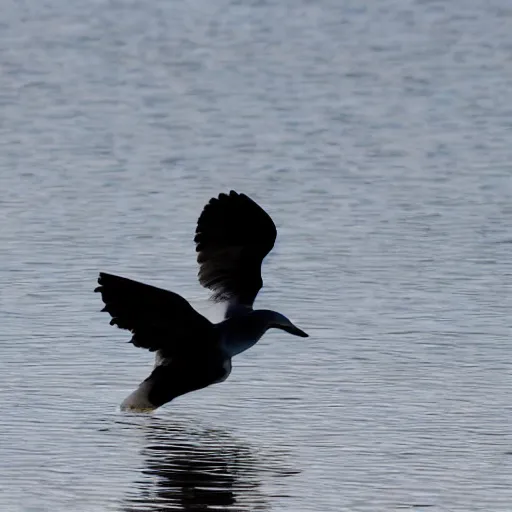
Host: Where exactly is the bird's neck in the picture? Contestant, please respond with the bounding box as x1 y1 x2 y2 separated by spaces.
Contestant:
220 314 270 358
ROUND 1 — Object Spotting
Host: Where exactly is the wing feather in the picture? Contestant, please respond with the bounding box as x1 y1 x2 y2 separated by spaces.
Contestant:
194 191 277 307
95 272 215 357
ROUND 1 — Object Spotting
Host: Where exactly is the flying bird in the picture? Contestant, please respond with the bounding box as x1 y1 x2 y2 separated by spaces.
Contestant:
95 191 308 411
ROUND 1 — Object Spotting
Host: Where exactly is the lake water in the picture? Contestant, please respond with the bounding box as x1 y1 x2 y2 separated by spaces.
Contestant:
1 0 512 510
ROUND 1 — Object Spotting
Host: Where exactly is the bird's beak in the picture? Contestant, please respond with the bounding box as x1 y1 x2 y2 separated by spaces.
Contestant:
282 323 309 338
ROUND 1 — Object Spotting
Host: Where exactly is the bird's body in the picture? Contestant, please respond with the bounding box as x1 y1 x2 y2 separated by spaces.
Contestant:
95 191 307 411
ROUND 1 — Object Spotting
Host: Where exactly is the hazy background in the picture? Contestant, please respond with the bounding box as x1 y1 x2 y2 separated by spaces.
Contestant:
1 0 511 511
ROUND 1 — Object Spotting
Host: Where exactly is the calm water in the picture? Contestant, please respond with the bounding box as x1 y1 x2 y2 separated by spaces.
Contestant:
1 0 512 510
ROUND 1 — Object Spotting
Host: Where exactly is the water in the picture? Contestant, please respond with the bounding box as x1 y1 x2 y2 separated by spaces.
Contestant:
1 0 512 510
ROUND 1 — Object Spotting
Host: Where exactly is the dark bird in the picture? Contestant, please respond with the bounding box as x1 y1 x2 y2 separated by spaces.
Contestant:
95 191 308 411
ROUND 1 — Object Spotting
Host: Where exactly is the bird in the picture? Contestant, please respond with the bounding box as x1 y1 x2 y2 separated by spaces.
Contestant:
95 191 308 411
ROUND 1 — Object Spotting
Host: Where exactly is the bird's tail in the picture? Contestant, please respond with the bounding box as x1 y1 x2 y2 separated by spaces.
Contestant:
120 359 178 412
120 376 158 412
120 352 171 412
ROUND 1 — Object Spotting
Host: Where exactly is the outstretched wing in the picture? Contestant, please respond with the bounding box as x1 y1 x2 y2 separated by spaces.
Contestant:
194 191 277 308
95 272 215 358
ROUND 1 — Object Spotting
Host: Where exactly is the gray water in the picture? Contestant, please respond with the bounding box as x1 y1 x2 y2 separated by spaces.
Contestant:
1 0 511 510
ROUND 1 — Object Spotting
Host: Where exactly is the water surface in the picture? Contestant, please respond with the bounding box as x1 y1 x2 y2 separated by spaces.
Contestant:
1 0 512 510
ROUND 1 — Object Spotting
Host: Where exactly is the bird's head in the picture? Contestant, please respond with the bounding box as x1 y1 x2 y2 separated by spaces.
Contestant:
258 310 309 338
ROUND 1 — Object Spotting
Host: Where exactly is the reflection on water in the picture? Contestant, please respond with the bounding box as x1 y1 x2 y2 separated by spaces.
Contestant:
124 418 271 512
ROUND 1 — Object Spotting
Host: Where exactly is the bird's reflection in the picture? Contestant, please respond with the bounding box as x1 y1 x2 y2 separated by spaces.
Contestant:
124 417 270 512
